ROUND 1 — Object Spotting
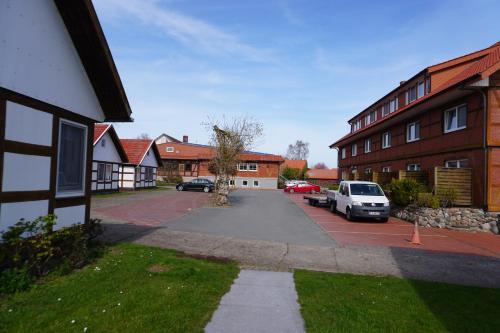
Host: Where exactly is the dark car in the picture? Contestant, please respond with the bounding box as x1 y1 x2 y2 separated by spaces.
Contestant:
176 178 215 193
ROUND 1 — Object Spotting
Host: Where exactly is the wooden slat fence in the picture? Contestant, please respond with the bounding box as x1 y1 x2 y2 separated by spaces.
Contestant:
434 167 472 206
399 170 429 185
372 171 398 186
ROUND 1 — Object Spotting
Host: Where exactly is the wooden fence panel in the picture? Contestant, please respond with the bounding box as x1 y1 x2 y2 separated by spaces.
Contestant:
372 171 398 186
434 167 472 206
399 170 428 184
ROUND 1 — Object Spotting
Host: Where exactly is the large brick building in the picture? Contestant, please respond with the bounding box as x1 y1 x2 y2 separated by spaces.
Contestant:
330 42 500 210
155 135 284 189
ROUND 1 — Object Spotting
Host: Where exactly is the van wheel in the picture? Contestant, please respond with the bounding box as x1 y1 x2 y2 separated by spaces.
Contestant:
330 201 337 213
346 207 353 221
177 185 183 191
203 186 210 193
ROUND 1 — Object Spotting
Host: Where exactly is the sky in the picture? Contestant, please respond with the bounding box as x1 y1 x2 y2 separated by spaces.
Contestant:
93 0 500 167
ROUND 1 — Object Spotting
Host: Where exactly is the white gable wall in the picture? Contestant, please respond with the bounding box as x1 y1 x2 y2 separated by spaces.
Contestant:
141 147 159 167
93 132 123 163
0 0 105 121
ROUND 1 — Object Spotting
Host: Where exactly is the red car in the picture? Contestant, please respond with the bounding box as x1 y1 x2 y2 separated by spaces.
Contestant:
284 182 321 194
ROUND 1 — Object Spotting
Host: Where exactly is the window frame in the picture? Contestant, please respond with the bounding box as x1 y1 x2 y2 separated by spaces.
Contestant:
351 143 357 157
417 81 425 98
166 146 174 152
248 163 258 172
253 180 259 187
443 104 467 133
382 166 391 172
406 121 420 143
105 164 112 181
364 138 372 153
242 180 249 187
341 147 346 159
407 163 421 171
445 159 469 168
97 163 105 182
382 131 391 149
55 119 88 198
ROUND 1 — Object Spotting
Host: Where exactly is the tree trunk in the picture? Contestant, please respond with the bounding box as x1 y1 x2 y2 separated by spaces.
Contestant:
215 174 230 206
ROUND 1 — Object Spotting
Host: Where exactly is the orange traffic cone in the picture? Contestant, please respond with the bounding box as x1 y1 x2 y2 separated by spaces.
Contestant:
410 219 422 245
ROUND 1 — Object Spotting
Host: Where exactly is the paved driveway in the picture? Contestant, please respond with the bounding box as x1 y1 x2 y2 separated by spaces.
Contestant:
165 190 336 247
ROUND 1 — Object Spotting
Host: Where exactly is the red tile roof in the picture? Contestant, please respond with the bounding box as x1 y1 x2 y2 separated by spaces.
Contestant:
306 168 339 180
156 142 283 162
93 124 111 145
282 160 308 169
331 41 500 148
121 139 159 165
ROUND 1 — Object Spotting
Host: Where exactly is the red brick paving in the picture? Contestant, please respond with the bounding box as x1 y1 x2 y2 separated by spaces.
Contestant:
287 193 500 258
94 192 211 227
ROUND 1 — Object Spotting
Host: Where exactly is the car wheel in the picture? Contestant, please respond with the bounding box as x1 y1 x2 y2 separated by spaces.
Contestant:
346 207 353 221
177 185 184 191
290 189 295 194
330 201 337 213
203 186 210 193
310 189 316 194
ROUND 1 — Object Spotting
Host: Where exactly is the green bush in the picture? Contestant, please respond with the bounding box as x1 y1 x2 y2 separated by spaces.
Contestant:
417 193 440 209
328 184 340 191
282 166 307 180
0 215 102 294
438 188 458 207
384 179 426 207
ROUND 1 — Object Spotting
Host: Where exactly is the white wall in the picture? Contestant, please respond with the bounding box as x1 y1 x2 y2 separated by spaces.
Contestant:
0 0 105 121
53 205 85 230
5 102 53 146
0 200 49 232
141 147 159 167
93 132 123 163
120 165 136 188
2 153 51 191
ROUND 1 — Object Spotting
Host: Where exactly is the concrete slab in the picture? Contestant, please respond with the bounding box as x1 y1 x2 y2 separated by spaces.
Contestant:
205 270 305 333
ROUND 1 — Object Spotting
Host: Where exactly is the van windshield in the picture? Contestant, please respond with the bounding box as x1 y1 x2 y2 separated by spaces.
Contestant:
349 184 384 196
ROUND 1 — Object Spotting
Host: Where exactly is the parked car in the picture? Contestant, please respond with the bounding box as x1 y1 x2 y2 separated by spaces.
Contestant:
326 181 390 222
176 178 214 193
284 182 321 194
285 180 308 187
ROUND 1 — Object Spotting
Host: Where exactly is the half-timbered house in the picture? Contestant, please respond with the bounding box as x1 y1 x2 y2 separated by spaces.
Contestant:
92 124 128 193
120 140 162 189
0 0 132 231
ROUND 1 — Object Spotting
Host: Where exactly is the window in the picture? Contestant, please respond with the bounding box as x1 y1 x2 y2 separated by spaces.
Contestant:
238 163 247 171
242 180 248 186
417 81 425 98
57 120 87 195
389 97 398 113
382 132 391 149
136 167 141 181
445 159 469 168
365 111 377 126
238 163 257 171
105 164 112 181
351 144 357 157
341 148 346 159
101 139 106 147
407 121 420 142
364 138 372 153
253 180 259 187
365 168 372 174
352 119 362 132
229 179 235 185
382 103 390 117
407 164 421 171
407 86 417 104
444 105 467 133
425 77 431 93
166 146 174 152
382 166 391 172
97 163 105 181
145 167 154 181
248 163 257 171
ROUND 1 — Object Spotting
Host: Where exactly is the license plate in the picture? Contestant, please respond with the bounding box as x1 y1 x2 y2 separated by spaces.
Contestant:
368 212 380 216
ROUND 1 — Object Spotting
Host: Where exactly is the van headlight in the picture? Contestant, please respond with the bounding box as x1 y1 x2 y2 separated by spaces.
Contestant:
383 202 390 207
352 201 362 206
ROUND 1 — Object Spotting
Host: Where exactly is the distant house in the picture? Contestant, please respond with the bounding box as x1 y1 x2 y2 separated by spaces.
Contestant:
155 135 284 189
120 140 162 189
280 159 308 180
0 0 132 232
282 159 308 171
306 169 339 186
92 124 128 193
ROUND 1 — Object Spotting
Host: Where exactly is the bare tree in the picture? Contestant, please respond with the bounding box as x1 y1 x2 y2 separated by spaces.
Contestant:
137 133 151 140
286 140 309 160
205 117 263 206
313 162 327 169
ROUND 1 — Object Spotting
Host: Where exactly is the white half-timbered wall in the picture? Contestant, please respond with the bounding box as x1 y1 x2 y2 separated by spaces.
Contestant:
92 132 124 192
119 146 158 189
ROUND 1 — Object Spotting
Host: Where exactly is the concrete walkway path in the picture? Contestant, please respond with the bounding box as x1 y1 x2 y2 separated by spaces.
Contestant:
205 270 305 333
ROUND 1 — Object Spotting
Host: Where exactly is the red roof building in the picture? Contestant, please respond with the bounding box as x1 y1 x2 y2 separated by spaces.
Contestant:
120 139 162 190
331 41 500 210
282 159 308 170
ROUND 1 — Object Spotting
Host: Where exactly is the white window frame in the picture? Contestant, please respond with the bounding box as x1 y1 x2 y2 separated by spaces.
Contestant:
417 81 425 98
239 163 258 172
97 163 105 182
248 163 258 171
445 159 469 168
382 132 391 149
389 98 398 113
166 146 174 152
406 121 420 142
238 163 248 171
229 179 235 186
105 164 112 181
351 144 357 157
242 180 249 187
382 166 391 172
444 104 467 133
253 180 259 187
56 119 87 198
407 86 417 104
341 148 346 159
365 168 372 174
364 138 372 153
407 164 421 171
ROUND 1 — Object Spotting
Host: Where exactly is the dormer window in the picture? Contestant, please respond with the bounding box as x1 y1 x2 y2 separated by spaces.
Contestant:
417 81 425 98
382 103 390 117
389 97 398 113
406 86 417 104
166 146 174 152
365 111 377 126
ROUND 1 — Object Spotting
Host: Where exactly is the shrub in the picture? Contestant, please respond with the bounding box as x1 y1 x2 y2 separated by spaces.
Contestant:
438 188 458 208
417 193 440 209
328 184 340 191
384 179 426 207
0 216 102 294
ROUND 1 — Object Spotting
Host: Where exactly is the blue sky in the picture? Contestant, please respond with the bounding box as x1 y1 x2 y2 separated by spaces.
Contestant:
94 0 500 167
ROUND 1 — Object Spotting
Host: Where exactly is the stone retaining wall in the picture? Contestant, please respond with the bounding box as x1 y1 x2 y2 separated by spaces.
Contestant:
392 205 499 234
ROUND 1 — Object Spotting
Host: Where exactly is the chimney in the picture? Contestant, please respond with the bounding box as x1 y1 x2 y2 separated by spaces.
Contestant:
183 135 188 143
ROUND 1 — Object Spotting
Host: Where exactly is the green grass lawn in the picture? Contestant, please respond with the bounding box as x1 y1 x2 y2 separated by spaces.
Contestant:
0 243 239 332
295 270 500 333
93 187 170 199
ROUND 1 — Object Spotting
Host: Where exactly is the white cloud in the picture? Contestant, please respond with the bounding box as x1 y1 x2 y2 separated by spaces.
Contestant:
94 0 272 62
